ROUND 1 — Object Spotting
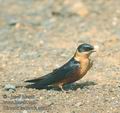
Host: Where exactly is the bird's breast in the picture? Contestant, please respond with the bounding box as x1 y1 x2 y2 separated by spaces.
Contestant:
79 59 90 78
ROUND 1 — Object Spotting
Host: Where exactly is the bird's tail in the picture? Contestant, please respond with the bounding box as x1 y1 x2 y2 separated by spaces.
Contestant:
25 78 51 89
25 78 42 83
25 83 50 89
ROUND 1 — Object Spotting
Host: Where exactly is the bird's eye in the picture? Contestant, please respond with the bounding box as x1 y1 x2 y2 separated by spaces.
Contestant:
84 47 93 51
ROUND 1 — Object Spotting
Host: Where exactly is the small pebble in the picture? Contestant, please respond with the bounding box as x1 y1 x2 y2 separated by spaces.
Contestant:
4 84 16 92
23 110 28 113
75 102 83 107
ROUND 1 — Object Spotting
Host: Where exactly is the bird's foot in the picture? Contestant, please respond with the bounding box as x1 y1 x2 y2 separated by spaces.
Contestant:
59 85 70 93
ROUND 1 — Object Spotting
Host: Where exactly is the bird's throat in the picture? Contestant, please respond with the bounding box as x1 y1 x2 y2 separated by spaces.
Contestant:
74 50 89 62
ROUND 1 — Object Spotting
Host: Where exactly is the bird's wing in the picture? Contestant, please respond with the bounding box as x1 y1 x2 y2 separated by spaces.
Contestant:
25 58 80 87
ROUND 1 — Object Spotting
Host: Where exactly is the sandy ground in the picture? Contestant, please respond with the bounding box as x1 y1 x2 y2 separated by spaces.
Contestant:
0 0 120 113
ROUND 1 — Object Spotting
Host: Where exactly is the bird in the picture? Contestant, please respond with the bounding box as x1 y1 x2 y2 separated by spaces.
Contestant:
25 43 96 91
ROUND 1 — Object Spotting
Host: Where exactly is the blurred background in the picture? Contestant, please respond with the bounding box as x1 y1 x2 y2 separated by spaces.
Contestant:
0 0 120 113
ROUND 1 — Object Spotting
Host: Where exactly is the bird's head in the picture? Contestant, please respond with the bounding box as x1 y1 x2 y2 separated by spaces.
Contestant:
74 43 96 61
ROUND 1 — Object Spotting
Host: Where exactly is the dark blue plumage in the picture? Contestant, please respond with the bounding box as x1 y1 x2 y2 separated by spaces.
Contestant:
25 58 80 89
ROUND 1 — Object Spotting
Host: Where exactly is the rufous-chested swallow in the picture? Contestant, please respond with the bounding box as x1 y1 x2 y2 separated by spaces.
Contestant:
25 43 96 91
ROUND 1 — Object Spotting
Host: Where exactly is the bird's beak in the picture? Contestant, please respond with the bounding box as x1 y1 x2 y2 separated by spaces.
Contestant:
89 45 100 54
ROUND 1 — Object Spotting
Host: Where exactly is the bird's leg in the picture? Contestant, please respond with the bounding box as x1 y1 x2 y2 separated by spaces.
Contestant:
53 83 67 92
58 85 65 92
58 84 70 93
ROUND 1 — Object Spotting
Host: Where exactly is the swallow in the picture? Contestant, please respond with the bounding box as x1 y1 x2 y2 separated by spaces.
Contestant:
25 43 96 91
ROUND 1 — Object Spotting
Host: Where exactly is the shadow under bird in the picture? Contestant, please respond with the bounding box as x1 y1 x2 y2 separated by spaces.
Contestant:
25 43 96 91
